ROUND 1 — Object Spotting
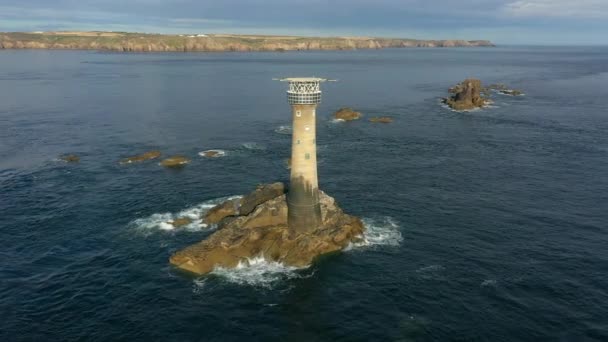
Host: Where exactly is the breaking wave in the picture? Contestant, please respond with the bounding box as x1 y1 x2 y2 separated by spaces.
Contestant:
356 217 403 247
192 216 401 288
129 196 241 234
241 142 267 151
198 149 227 158
274 125 292 135
208 256 311 289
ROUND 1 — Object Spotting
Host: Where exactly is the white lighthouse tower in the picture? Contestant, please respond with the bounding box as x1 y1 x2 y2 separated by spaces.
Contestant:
277 77 330 235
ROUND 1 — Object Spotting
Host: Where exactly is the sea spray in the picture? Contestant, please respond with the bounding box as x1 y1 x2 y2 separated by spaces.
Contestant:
129 195 241 234
356 217 404 247
209 256 311 289
206 216 402 287
274 125 292 135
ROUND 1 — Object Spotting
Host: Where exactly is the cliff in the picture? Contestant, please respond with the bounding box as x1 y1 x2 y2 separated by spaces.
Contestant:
0 32 494 52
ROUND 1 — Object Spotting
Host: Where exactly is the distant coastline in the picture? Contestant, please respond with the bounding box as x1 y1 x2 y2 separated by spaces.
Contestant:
0 31 495 52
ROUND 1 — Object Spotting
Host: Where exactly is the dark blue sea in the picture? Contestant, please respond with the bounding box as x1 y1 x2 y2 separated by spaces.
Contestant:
1 46 607 341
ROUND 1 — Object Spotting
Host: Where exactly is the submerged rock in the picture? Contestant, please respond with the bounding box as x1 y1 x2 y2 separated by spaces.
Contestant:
170 217 193 228
499 89 523 96
369 116 393 123
334 107 362 121
199 150 225 158
443 79 489 111
160 155 190 168
171 184 364 275
119 150 161 164
483 83 523 96
59 154 80 163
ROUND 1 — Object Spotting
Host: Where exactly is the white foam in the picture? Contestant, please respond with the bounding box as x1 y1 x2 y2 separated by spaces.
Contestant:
330 118 346 123
354 217 403 247
210 256 309 288
198 149 227 158
190 216 401 288
495 89 526 96
241 142 266 150
274 125 292 135
481 279 497 287
130 195 241 234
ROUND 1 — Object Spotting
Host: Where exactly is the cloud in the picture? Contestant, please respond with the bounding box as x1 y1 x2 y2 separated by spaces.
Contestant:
503 0 608 18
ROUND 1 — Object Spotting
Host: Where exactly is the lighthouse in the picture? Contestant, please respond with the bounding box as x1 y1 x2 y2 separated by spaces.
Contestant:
277 77 330 235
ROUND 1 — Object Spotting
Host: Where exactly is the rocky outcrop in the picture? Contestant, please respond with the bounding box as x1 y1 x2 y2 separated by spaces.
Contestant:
170 217 193 228
499 89 523 96
0 32 494 53
170 184 365 275
160 156 190 168
59 154 80 162
484 83 524 96
203 183 285 224
369 117 393 123
205 199 240 225
240 183 285 215
443 79 489 111
119 150 161 164
334 108 362 121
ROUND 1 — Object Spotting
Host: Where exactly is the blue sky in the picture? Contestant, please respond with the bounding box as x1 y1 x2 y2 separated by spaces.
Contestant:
1 0 607 45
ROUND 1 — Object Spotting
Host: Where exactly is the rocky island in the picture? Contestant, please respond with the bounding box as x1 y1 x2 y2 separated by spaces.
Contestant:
170 183 364 275
0 31 494 52
443 78 489 111
443 79 524 111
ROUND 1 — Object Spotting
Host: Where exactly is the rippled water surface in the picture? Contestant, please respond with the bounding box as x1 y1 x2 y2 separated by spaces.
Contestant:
1 47 608 341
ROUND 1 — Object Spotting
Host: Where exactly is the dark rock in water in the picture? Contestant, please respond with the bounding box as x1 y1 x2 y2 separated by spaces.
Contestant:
170 186 364 275
170 217 192 228
160 155 190 168
443 79 488 111
499 89 523 96
483 84 523 96
60 154 80 163
369 116 393 123
119 150 161 164
334 107 362 121
238 182 285 216
284 158 291 170
204 198 239 225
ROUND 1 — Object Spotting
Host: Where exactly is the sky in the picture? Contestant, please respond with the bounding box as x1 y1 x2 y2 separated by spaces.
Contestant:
0 0 607 45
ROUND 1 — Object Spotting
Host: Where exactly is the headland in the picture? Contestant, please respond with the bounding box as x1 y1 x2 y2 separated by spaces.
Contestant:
0 31 494 52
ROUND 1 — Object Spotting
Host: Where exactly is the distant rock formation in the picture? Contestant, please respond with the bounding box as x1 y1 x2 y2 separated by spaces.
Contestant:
484 83 524 96
119 150 161 164
160 156 190 168
59 154 80 162
170 183 364 275
369 117 393 123
443 79 489 111
334 108 362 121
0 32 495 53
